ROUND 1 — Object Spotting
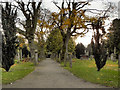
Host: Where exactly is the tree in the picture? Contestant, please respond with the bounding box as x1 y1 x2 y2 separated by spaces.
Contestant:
46 28 63 58
86 43 92 57
90 16 108 71
36 8 51 59
22 45 31 58
17 36 26 48
75 43 85 59
68 38 76 54
52 0 90 66
1 2 18 72
106 19 120 57
46 28 75 62
88 2 113 71
106 19 120 67
15 1 42 65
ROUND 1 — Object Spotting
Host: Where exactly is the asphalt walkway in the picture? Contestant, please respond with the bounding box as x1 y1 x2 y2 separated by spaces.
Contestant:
2 58 108 88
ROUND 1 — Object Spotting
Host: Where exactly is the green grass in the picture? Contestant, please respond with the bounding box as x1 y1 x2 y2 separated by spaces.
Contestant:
1 61 35 84
61 59 119 88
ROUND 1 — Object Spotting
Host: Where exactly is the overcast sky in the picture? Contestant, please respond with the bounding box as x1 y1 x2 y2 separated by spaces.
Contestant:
41 0 119 47
0 0 119 47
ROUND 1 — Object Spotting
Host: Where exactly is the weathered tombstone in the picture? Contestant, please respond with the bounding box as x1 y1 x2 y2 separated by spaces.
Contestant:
111 47 117 62
56 54 59 62
20 48 22 61
59 53 61 62
17 49 20 63
106 48 110 60
35 50 38 65
111 53 114 61
113 47 117 62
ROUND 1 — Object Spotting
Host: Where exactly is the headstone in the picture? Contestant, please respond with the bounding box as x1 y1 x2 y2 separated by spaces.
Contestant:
20 49 22 61
111 53 114 61
35 50 38 65
106 48 110 60
113 47 117 62
17 49 20 63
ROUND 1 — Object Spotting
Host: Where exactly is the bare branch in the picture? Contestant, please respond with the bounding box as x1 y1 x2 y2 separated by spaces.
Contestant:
70 25 76 35
85 9 105 12
53 1 61 10
103 2 111 17
76 2 88 11
16 27 26 36
26 2 33 16
72 29 89 36
37 1 42 10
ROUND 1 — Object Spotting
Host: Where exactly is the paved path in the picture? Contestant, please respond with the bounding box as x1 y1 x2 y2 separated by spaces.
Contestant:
2 58 108 88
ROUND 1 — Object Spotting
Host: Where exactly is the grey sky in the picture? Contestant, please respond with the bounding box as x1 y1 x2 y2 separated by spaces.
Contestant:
0 0 119 46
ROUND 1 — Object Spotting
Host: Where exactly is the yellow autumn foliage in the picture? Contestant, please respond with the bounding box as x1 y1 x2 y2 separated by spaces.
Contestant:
20 43 24 47
37 19 41 24
64 18 71 25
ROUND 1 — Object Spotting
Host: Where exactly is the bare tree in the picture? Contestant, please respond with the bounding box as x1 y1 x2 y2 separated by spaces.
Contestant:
15 1 42 65
52 0 90 66
90 3 112 71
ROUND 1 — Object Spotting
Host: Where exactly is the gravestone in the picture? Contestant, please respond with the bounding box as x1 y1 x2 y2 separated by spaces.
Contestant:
111 53 114 61
20 49 22 61
35 50 38 65
110 53 116 62
17 49 20 63
113 47 117 62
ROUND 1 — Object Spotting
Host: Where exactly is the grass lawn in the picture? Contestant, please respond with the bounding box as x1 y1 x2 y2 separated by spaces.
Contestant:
1 61 35 84
61 59 119 88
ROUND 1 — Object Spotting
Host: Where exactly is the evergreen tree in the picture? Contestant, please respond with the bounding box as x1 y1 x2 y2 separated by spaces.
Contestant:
75 43 85 59
2 2 18 72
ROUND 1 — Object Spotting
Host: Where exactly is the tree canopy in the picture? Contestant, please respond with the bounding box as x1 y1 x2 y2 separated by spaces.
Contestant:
2 2 18 72
106 19 120 56
75 43 85 59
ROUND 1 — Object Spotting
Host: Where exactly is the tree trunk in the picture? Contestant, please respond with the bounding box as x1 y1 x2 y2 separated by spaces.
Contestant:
28 38 36 65
61 41 66 62
0 31 2 68
64 35 70 67
69 54 72 68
